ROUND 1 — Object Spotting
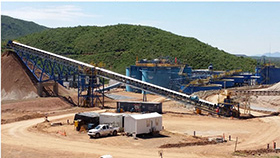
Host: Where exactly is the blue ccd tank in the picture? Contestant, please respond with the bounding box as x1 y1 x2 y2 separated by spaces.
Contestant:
125 68 132 92
126 66 142 93
170 67 181 79
141 67 172 93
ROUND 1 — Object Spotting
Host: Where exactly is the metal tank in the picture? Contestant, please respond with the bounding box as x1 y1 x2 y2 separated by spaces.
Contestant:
141 67 172 93
126 66 142 93
125 68 132 92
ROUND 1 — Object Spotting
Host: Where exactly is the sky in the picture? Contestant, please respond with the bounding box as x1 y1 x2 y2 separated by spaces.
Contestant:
1 2 280 56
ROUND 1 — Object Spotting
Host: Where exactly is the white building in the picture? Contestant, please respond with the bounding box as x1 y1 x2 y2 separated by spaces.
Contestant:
99 113 124 128
124 112 162 135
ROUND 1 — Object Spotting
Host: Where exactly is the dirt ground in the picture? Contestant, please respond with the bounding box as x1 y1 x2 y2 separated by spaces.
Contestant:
2 88 280 158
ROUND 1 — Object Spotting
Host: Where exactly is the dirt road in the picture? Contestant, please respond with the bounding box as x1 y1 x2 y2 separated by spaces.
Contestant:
2 109 280 158
1 112 201 158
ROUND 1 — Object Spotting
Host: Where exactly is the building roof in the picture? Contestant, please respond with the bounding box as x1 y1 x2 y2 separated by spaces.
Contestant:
77 112 100 118
117 101 161 104
100 112 124 116
129 112 162 120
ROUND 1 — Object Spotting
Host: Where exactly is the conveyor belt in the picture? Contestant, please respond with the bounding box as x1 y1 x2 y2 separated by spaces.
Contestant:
8 41 218 115
234 90 280 96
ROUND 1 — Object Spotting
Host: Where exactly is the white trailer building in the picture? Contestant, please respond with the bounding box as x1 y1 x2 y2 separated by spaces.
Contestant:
124 112 162 135
99 113 124 128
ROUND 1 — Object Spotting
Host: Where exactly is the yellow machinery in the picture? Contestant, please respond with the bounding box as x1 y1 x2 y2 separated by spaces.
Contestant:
180 69 242 93
212 69 242 80
217 90 240 117
219 89 252 115
195 108 202 114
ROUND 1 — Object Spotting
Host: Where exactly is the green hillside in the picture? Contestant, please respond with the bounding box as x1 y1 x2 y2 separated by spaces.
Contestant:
1 15 48 41
15 24 256 74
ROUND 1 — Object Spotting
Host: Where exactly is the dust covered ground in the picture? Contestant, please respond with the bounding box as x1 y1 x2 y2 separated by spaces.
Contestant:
2 89 280 158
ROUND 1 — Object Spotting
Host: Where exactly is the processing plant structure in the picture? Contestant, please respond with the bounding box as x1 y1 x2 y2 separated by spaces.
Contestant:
6 41 280 118
126 57 280 94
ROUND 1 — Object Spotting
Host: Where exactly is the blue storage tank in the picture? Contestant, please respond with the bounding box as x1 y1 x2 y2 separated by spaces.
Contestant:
141 67 172 93
170 67 181 79
125 68 132 92
126 66 142 93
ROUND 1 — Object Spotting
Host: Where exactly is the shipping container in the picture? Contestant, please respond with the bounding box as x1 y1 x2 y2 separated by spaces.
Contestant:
117 101 162 114
99 113 124 128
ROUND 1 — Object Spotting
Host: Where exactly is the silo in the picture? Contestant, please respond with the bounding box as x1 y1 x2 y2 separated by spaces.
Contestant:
141 67 172 93
125 67 132 92
126 66 142 93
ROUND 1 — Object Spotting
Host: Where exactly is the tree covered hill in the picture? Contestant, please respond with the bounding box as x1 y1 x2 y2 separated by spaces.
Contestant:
16 24 256 74
1 15 48 41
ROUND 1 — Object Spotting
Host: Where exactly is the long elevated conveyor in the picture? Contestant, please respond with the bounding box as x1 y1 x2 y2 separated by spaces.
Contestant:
8 41 218 114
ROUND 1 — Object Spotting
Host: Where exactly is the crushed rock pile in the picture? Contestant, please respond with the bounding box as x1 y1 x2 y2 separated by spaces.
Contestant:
265 82 280 91
1 52 38 101
250 82 280 111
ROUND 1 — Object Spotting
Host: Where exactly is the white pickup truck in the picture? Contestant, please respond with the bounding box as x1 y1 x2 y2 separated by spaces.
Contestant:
88 124 119 138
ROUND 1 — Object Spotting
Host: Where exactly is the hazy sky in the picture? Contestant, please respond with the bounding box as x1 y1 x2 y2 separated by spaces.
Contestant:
1 2 280 56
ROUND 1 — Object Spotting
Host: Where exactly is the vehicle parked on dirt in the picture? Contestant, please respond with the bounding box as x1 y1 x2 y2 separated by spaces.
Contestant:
74 112 99 131
88 124 119 138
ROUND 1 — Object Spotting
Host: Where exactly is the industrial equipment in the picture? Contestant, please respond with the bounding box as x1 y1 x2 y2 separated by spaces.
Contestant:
74 112 100 131
217 90 240 117
7 41 239 117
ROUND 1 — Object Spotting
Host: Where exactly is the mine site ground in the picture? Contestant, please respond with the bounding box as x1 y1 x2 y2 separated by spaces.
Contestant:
1 52 280 158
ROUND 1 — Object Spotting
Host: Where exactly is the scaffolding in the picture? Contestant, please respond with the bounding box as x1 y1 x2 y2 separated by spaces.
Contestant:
77 68 105 107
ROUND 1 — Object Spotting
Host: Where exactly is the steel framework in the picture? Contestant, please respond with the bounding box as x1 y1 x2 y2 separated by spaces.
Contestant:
8 41 104 107
8 41 239 117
